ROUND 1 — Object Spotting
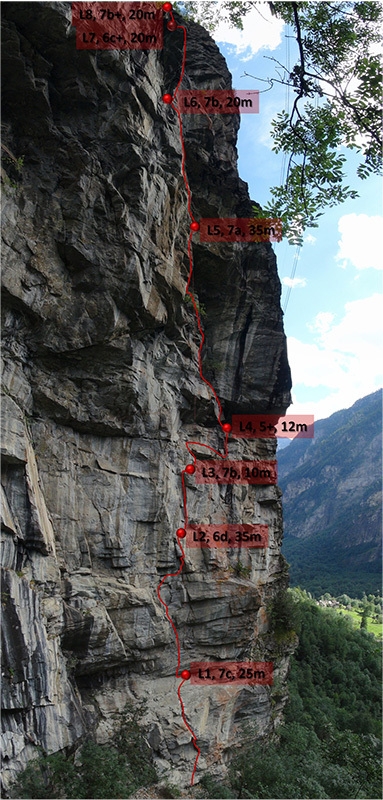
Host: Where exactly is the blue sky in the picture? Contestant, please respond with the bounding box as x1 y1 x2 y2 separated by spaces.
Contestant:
207 3 383 423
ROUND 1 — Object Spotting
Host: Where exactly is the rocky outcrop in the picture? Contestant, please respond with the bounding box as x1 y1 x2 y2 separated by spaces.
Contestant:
1 2 291 793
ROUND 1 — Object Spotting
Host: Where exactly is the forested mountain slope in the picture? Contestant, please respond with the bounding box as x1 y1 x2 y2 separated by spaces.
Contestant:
201 589 382 799
280 390 382 596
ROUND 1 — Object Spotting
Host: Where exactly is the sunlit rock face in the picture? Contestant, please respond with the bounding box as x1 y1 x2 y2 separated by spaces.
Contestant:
1 2 291 793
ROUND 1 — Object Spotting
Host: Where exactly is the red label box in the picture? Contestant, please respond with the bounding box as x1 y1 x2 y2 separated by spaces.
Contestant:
178 90 259 114
72 3 162 49
199 218 282 243
186 524 268 548
232 415 315 438
190 661 273 685
195 460 277 485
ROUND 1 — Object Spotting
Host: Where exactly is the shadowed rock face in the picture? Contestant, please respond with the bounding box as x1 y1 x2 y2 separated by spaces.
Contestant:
1 2 292 792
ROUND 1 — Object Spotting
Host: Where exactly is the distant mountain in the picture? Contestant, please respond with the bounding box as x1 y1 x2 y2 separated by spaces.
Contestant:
280 390 382 598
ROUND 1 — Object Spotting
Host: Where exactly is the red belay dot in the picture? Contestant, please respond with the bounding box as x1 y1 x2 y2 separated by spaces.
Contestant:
180 669 191 680
176 527 187 538
162 93 173 104
222 423 232 433
167 19 177 31
190 221 200 231
185 464 195 474
163 2 173 11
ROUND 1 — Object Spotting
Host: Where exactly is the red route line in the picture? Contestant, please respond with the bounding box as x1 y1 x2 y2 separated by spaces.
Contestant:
156 7 230 786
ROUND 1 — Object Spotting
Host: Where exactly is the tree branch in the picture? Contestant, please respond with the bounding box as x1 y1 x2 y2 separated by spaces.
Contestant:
292 2 306 79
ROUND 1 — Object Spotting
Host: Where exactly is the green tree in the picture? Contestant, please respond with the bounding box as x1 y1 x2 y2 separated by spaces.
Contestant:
9 752 79 799
175 1 382 243
11 744 135 799
360 606 369 629
11 704 157 799
202 591 382 798
268 587 300 640
337 594 351 607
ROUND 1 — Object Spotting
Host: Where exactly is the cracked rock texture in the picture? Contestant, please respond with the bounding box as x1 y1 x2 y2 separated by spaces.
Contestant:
1 2 292 793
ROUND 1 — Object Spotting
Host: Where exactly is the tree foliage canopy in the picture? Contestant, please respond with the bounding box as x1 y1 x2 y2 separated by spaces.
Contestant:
175 2 382 243
201 589 382 799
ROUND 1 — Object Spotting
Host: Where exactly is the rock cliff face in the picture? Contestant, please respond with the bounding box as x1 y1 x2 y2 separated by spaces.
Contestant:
1 2 292 793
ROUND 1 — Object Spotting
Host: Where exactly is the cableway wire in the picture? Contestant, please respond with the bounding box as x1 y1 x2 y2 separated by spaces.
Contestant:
279 22 302 315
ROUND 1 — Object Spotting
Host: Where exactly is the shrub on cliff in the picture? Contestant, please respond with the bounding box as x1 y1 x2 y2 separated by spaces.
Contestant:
267 587 300 641
10 705 157 799
11 743 134 799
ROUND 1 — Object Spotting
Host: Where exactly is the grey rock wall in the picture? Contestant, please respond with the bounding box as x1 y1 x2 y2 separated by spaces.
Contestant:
1 2 292 792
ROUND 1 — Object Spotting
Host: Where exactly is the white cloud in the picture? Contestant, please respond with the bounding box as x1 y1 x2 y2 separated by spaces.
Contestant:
213 2 284 58
304 234 316 246
256 97 283 149
308 311 335 335
336 214 383 270
282 277 307 288
286 294 383 420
